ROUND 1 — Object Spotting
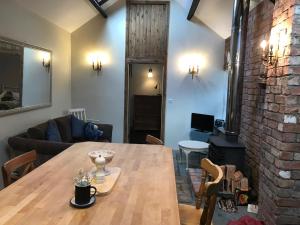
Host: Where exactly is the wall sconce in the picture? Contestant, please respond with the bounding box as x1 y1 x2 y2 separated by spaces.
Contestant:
42 58 50 68
88 52 108 74
179 53 205 79
189 65 199 79
41 52 51 70
260 29 287 67
260 39 278 67
92 60 102 72
148 68 153 78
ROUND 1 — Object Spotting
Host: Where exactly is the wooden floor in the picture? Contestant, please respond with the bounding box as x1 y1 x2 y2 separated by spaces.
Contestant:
0 143 180 225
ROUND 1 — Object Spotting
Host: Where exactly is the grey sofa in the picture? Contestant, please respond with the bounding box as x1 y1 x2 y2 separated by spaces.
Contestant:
8 115 113 164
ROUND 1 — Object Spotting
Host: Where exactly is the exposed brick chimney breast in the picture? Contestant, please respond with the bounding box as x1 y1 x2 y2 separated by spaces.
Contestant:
240 0 300 224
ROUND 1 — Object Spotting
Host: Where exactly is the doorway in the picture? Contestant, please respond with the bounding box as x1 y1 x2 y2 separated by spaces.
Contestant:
124 1 170 143
126 63 164 144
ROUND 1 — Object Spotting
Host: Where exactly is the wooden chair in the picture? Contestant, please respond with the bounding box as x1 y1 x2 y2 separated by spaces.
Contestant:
68 108 87 121
2 150 37 187
179 158 223 225
145 135 163 145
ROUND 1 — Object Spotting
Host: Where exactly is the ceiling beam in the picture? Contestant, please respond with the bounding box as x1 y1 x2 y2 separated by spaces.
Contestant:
187 0 201 20
89 0 108 18
99 0 110 6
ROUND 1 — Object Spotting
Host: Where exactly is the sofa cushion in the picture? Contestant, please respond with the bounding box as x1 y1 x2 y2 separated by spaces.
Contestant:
47 120 62 142
71 115 86 138
27 122 48 140
84 122 103 141
55 115 72 143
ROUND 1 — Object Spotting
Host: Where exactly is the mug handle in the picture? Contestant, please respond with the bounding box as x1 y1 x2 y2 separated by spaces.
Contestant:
90 186 97 198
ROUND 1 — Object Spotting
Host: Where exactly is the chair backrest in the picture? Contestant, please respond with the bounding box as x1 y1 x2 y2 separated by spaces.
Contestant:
2 150 37 187
196 158 223 225
145 135 163 145
68 108 87 121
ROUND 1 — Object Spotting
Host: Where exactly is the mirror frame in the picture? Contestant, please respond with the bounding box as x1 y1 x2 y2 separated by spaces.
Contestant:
0 36 52 117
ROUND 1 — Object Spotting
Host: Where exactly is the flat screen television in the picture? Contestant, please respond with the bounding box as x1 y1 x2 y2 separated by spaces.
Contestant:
191 113 214 132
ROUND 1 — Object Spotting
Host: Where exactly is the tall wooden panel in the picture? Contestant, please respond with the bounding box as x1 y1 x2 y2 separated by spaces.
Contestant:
124 1 169 142
126 2 169 60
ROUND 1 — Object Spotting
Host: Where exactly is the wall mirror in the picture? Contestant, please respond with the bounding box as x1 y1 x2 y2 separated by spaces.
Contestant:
0 37 52 117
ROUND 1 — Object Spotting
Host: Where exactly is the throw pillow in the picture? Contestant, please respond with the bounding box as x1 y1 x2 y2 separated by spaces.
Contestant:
55 116 72 142
84 122 103 141
47 120 62 142
71 115 86 138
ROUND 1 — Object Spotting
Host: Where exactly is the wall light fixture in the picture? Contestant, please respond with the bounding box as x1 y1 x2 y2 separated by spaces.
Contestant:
41 52 51 70
189 65 199 79
260 28 287 67
92 59 102 72
260 39 278 67
88 52 108 74
178 53 206 79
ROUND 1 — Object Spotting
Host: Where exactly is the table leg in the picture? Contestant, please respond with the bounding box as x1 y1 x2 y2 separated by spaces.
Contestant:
185 150 191 170
179 147 183 163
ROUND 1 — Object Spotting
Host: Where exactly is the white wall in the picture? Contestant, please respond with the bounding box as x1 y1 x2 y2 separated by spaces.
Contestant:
0 0 71 188
22 47 51 107
165 1 228 148
71 0 126 142
70 0 228 147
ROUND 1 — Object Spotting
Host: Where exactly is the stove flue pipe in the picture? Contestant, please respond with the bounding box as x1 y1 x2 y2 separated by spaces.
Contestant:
225 0 250 138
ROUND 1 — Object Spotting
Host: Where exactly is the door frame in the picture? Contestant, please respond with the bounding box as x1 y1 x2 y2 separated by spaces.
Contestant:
123 59 167 143
123 1 170 143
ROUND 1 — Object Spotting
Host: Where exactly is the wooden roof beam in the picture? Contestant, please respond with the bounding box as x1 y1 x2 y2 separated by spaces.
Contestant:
99 0 109 6
89 0 108 18
187 0 201 20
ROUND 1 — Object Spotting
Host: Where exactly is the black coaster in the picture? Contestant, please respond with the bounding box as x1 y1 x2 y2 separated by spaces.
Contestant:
70 196 96 209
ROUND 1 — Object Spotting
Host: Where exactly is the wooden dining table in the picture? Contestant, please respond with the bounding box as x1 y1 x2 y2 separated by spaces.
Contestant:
0 142 180 225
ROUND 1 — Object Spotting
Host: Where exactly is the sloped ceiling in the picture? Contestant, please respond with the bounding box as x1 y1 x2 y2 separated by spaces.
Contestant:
13 0 117 33
13 0 261 37
177 0 262 39
175 0 233 39
194 0 234 39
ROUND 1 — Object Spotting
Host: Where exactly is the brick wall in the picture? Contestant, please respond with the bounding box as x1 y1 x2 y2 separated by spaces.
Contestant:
240 0 274 193
240 0 300 224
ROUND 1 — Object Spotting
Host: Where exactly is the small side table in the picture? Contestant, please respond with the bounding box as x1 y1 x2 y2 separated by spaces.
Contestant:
178 140 209 170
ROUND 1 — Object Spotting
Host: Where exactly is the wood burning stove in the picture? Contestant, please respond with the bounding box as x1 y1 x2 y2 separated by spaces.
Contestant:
208 0 249 172
208 134 245 172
